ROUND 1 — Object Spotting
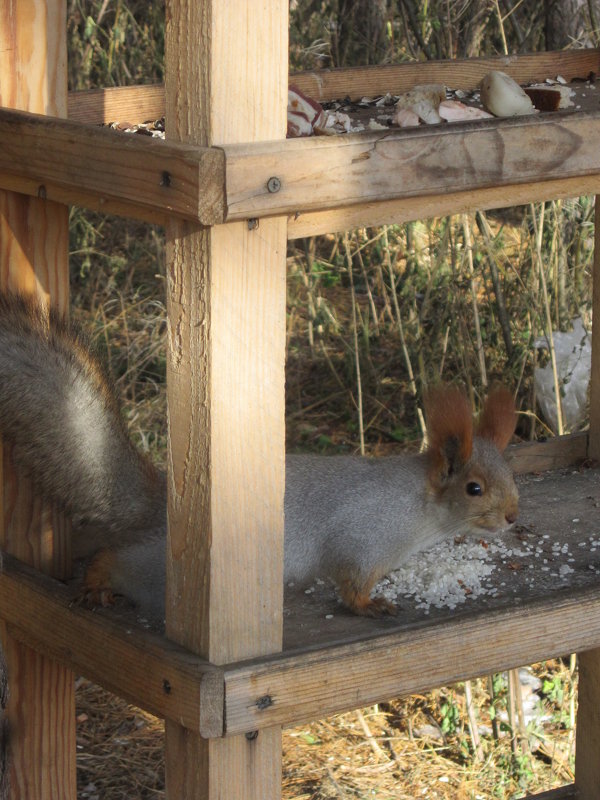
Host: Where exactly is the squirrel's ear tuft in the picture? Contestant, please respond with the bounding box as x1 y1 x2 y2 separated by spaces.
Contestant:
477 386 517 452
425 385 473 487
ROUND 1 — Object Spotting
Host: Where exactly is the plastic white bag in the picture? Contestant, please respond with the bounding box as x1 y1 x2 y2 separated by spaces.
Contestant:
533 318 591 433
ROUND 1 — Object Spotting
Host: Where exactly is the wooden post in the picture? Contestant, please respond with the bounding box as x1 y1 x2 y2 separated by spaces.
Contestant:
576 197 600 797
164 0 287 797
0 2 75 797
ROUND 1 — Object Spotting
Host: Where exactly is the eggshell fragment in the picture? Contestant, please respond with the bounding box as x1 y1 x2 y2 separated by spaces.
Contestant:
438 99 493 122
392 107 420 127
395 83 446 125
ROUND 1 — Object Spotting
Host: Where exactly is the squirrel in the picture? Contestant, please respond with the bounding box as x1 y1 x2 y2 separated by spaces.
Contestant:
0 292 519 618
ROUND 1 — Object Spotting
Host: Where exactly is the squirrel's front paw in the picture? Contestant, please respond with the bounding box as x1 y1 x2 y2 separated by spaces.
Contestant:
338 578 397 617
80 549 117 607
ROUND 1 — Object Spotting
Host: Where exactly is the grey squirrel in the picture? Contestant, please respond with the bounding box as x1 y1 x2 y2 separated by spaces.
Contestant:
0 293 519 618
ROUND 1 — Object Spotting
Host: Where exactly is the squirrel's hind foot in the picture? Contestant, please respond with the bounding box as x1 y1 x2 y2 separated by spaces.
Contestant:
80 549 117 607
338 578 397 618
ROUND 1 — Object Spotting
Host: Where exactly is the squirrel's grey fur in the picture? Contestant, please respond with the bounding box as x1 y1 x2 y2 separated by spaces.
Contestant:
0 293 519 620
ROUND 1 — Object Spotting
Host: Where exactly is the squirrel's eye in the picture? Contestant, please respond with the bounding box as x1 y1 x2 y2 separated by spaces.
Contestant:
466 481 483 496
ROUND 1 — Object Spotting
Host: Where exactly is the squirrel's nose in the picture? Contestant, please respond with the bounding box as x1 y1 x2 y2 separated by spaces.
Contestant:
505 510 517 525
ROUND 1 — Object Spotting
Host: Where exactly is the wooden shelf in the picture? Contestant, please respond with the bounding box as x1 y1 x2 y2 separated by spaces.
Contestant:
2 50 600 235
3 102 600 235
66 49 600 125
3 459 600 740
0 107 224 225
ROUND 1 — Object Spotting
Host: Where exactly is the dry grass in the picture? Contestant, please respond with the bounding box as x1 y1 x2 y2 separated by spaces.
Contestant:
76 660 577 798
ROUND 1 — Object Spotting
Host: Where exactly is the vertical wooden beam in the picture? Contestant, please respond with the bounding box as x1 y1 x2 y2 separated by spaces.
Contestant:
0 2 75 798
164 0 287 798
575 648 600 798
589 198 600 460
577 198 600 797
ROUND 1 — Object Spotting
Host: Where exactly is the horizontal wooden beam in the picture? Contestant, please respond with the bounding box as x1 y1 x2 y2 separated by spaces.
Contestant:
286 174 600 239
65 50 600 124
292 49 600 101
222 584 600 735
224 111 600 222
0 554 224 737
526 788 579 800
4 105 600 230
507 432 588 475
68 84 165 125
0 107 225 224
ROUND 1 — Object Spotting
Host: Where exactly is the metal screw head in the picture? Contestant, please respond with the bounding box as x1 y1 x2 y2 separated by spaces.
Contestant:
266 176 281 193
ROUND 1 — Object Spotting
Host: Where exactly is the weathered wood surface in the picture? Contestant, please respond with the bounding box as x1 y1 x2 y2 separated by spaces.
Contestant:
65 50 600 124
0 1 75 797
589 199 600 461
287 174 600 239
6 98 600 230
506 432 588 475
224 110 600 221
218 467 600 734
68 83 165 124
0 555 223 736
574 195 600 799
525 787 579 800
0 107 225 225
292 49 600 101
164 0 287 795
575 648 600 799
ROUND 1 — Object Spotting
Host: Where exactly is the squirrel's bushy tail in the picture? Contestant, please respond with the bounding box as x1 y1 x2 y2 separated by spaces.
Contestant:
0 293 166 557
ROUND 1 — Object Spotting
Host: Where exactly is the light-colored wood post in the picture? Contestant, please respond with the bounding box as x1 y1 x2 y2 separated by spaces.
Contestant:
164 0 287 797
576 197 600 797
0 2 75 797
576 647 600 798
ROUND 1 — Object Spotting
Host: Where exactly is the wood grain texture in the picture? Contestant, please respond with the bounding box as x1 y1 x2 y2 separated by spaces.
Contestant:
0 554 223 735
287 174 600 239
291 49 600 101
224 111 600 221
68 83 165 124
575 649 600 798
525 787 579 800
589 198 600 460
0 1 75 797
164 0 287 795
64 50 600 124
0 107 225 225
223 585 600 736
506 433 588 475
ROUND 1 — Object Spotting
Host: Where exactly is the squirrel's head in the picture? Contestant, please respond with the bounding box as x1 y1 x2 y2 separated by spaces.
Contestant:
424 385 519 535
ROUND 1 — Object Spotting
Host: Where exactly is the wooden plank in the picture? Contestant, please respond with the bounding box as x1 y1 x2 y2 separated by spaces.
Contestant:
287 174 600 239
222 584 600 736
506 433 588 475
164 0 287 796
0 107 225 225
1 572 595 747
65 51 600 125
0 554 223 736
0 2 75 797
292 49 600 101
589 197 600 460
68 83 165 124
575 193 600 798
525 787 579 800
575 648 600 799
224 111 600 221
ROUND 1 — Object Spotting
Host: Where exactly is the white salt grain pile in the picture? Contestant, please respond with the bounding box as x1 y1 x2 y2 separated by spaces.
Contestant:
373 538 510 612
